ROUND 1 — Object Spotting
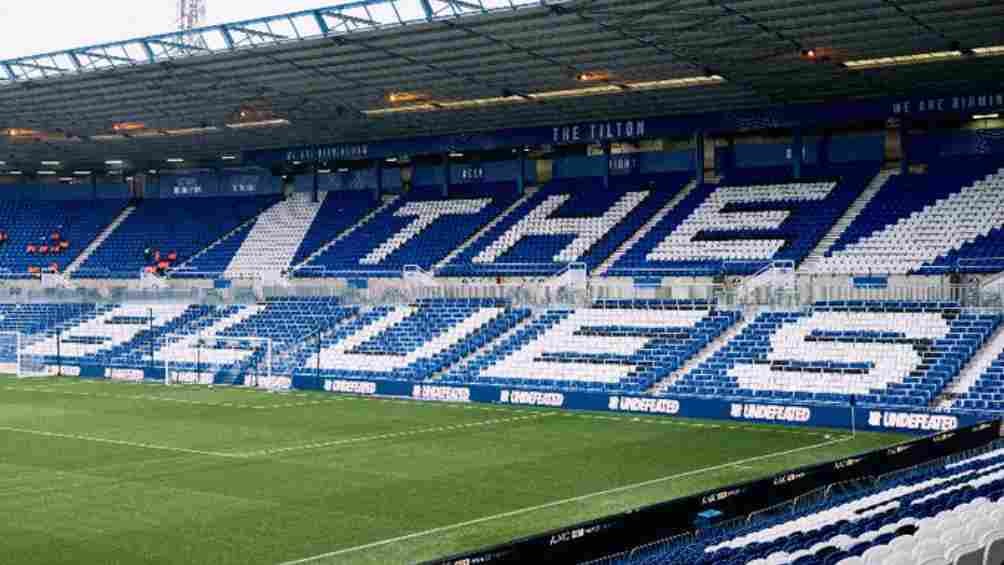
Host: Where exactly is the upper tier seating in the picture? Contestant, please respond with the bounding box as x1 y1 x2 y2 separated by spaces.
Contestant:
816 157 1004 274
955 346 1004 412
667 301 1001 407
290 190 378 267
0 199 127 278
75 195 278 278
440 173 691 277
605 165 876 276
300 298 525 381
616 443 1004 565
295 184 516 277
444 299 740 394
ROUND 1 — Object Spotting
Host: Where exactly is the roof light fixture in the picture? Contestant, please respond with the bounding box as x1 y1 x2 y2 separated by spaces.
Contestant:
224 118 290 129
973 113 1000 120
165 158 184 163
843 50 963 69
364 74 724 116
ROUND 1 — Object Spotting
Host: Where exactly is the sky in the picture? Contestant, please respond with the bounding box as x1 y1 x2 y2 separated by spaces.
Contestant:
0 0 344 60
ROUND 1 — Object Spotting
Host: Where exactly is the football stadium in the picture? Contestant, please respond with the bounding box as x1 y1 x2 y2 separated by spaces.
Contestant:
2 0 1004 563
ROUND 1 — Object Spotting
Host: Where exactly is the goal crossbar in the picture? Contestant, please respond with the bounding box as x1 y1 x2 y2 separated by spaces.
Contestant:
163 335 272 388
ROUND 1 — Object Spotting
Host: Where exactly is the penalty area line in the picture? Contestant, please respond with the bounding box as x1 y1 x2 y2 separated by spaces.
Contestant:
276 435 854 565
0 425 242 459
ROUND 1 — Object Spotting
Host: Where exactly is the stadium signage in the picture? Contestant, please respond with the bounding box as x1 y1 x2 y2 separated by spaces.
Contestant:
457 167 485 181
411 384 471 403
552 120 646 144
499 390 564 407
833 456 863 470
885 444 913 457
607 396 680 415
172 177 203 195
107 368 144 382
285 144 369 163
866 410 958 431
701 486 743 506
892 92 1004 115
324 379 377 395
772 471 807 486
730 403 812 423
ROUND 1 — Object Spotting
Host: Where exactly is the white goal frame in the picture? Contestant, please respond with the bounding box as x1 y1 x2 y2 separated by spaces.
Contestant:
0 331 49 378
164 335 273 388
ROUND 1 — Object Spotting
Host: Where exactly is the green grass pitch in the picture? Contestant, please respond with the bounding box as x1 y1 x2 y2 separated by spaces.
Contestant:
0 376 906 565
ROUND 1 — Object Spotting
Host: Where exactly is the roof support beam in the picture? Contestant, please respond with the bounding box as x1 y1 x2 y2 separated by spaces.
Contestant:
227 26 288 41
75 50 138 65
320 10 380 27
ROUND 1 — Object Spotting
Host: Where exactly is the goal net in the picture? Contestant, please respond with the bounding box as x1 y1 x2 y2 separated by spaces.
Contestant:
0 331 51 378
163 335 273 388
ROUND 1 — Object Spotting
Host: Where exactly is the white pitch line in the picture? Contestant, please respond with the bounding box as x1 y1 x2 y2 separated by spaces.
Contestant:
245 413 554 457
0 425 242 459
276 435 854 565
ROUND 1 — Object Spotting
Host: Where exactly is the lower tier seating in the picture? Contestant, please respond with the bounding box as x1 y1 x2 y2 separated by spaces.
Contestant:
299 298 525 381
443 299 740 394
616 443 1004 565
668 301 1000 407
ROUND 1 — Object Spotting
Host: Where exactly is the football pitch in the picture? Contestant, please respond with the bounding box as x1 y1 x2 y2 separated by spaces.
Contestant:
0 377 905 565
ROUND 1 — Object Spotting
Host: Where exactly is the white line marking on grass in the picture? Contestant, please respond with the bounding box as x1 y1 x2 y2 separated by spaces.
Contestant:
0 425 242 458
246 413 554 457
276 435 854 565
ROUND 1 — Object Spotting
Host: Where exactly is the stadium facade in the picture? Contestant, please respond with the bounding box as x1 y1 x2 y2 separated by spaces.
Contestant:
2 1 1004 563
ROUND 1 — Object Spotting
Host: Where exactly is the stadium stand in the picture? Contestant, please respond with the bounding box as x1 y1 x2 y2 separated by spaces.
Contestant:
440 173 692 277
604 165 878 276
296 184 517 277
289 190 379 268
298 298 527 381
443 299 740 393
815 157 1004 275
618 443 1004 565
666 301 1001 407
74 195 279 278
0 199 127 278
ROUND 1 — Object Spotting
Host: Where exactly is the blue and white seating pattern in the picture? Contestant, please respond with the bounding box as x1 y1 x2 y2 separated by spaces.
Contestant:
441 174 690 277
296 184 517 276
290 191 378 268
667 302 1000 407
76 195 278 278
301 298 526 381
22 303 192 364
954 343 1004 412
445 300 739 393
615 444 1004 565
223 192 329 277
605 166 876 276
0 199 127 278
817 161 1004 275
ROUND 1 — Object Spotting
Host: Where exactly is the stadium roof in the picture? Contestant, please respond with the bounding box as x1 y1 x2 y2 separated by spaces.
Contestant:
1 0 1004 172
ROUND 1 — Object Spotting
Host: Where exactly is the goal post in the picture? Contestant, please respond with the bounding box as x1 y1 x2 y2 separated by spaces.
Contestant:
163 335 273 388
0 331 50 378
